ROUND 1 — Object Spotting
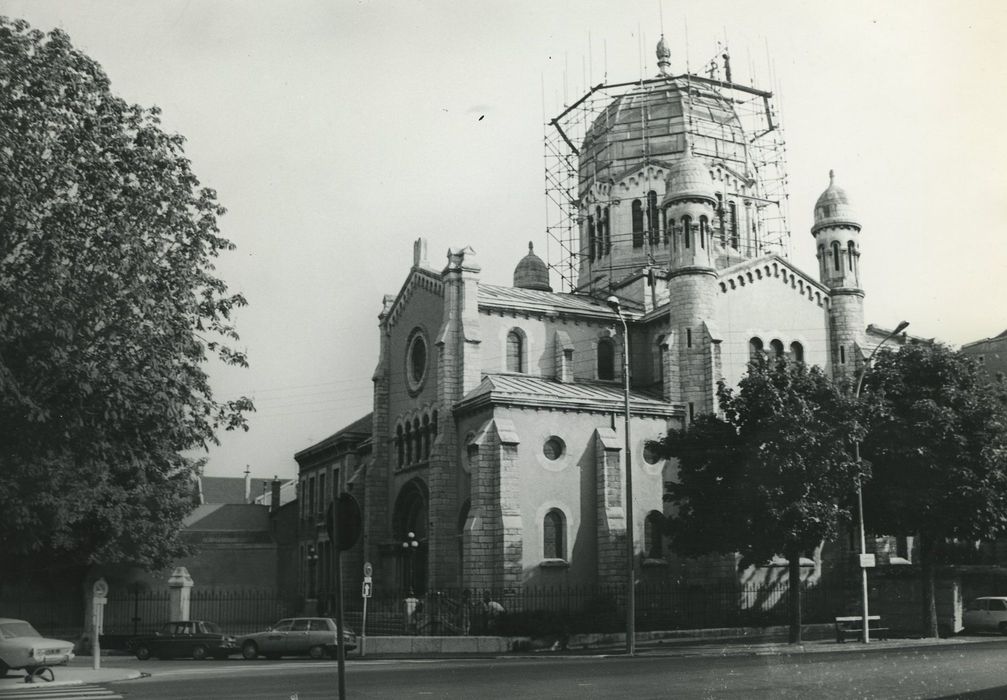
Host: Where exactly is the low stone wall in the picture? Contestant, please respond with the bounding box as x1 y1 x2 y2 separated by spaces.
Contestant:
358 636 513 655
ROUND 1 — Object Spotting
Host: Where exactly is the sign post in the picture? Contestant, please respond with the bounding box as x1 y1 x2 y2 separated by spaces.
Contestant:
326 494 362 700
361 563 373 657
91 578 108 670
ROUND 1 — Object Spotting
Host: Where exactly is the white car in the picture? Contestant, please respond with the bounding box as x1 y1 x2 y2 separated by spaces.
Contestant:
963 597 1007 634
0 618 75 677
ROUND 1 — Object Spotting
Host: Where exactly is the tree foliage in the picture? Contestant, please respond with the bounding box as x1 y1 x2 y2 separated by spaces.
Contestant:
652 356 864 641
861 342 1007 636
0 17 252 578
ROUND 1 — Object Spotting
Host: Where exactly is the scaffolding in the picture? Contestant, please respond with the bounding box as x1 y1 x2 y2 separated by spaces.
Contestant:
543 54 791 294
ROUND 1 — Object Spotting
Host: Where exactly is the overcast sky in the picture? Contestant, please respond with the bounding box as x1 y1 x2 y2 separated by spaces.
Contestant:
3 0 1005 481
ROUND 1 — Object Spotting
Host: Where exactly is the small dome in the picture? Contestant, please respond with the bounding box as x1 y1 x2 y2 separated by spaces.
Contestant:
513 242 552 292
662 150 716 205
813 170 859 231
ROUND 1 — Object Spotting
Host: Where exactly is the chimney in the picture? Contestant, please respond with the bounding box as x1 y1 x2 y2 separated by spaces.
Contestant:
270 476 281 513
244 465 251 504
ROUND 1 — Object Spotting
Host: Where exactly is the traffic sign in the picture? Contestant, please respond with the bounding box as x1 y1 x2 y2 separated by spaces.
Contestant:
361 581 372 598
363 562 373 577
327 493 362 551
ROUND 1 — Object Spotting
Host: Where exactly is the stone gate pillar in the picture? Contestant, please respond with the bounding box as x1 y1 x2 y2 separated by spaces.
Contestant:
167 567 194 621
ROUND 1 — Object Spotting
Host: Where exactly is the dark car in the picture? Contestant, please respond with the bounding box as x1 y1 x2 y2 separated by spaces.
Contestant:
128 620 238 660
239 617 357 660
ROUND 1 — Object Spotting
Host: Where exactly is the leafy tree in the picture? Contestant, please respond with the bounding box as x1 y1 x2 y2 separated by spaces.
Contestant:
861 343 1007 637
652 356 864 642
0 17 252 582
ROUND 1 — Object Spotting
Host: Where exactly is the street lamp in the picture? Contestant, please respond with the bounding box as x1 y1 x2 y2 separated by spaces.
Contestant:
401 531 419 596
853 320 909 643
306 544 319 600
606 295 636 656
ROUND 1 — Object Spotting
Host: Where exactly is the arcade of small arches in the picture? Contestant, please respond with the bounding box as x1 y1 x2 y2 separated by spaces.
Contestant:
585 189 752 261
817 237 861 278
749 336 805 364
394 408 439 470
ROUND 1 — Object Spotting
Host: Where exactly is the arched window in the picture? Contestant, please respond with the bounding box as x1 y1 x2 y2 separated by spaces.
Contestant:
647 190 659 245
699 215 709 249
587 215 596 262
421 414 430 459
543 509 566 560
597 337 615 380
431 410 438 439
404 422 413 465
729 201 739 249
396 424 404 468
603 206 612 254
595 206 604 259
790 341 804 363
682 215 692 248
818 245 825 276
832 241 841 271
656 334 665 383
506 329 524 373
847 241 856 272
749 337 764 361
644 511 665 559
716 192 726 244
413 418 422 462
770 339 784 358
631 200 644 248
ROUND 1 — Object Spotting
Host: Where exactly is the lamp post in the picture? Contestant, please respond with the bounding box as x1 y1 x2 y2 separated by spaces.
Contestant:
607 295 636 656
306 544 319 600
853 320 909 643
401 531 419 596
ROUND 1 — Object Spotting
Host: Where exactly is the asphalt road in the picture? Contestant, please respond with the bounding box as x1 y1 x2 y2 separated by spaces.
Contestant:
107 642 1007 700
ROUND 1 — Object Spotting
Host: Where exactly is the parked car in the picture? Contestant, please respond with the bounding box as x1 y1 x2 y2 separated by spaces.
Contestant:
239 617 357 660
963 597 1007 634
0 618 74 677
127 620 238 660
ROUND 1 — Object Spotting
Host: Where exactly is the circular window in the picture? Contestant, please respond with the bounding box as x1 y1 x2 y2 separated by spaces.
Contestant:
643 443 662 465
406 329 428 394
543 436 566 461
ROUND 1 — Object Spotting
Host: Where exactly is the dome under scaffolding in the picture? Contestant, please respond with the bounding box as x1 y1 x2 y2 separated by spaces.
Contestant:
543 42 791 295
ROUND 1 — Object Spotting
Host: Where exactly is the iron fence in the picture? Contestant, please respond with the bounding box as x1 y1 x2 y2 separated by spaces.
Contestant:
1 580 845 641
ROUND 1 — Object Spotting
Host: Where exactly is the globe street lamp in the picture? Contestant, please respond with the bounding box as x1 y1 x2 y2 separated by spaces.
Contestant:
401 531 419 596
853 320 909 643
306 544 319 600
606 295 636 656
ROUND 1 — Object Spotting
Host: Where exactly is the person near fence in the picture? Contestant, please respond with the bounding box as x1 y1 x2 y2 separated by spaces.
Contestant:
481 591 505 633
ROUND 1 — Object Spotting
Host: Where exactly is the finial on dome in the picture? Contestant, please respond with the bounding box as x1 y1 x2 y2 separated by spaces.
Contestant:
528 241 534 253
656 35 671 75
829 169 835 185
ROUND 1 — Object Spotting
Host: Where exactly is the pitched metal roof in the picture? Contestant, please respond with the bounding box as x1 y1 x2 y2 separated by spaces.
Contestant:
457 373 680 417
295 412 373 462
479 284 633 319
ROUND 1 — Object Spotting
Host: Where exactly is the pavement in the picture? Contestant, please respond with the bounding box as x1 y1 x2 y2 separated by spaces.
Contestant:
2 629 1005 691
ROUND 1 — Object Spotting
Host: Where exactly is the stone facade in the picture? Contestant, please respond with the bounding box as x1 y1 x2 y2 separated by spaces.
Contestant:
294 44 896 597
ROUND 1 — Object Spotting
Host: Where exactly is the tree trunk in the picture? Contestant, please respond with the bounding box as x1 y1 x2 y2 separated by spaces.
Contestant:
920 533 939 638
788 544 803 644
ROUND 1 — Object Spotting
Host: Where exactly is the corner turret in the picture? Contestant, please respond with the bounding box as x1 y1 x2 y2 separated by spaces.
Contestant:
812 170 865 378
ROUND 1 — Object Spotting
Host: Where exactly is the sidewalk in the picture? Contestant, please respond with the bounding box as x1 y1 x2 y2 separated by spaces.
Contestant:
0 661 142 690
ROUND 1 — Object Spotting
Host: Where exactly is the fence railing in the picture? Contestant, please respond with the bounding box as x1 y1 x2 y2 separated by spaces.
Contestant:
1 580 846 641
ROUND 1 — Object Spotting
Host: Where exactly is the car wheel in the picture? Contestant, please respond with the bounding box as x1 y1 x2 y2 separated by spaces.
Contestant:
241 641 259 660
192 645 208 661
134 645 152 661
308 645 325 660
0 659 7 678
